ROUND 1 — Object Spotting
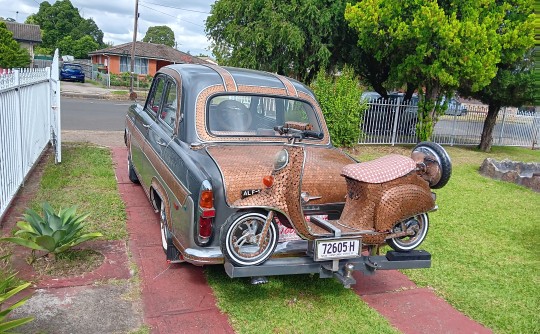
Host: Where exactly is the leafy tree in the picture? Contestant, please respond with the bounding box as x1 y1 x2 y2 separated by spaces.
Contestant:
460 53 536 151
26 0 104 57
58 35 99 59
0 22 30 68
345 0 533 141
142 26 175 47
205 0 356 83
458 2 535 152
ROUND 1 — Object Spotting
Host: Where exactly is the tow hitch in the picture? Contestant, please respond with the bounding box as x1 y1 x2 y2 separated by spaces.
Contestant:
224 250 431 288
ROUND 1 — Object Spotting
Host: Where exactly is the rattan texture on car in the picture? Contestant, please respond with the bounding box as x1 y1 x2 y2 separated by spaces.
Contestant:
337 173 434 244
341 154 417 184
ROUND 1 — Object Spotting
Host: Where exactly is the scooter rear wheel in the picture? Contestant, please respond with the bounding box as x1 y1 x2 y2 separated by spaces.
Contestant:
221 211 278 266
387 213 429 252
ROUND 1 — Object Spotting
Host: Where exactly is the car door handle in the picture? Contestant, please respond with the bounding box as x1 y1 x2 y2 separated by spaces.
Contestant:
142 123 151 129
157 139 167 147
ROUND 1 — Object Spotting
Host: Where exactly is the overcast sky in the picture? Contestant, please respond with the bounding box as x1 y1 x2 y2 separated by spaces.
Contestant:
0 0 216 56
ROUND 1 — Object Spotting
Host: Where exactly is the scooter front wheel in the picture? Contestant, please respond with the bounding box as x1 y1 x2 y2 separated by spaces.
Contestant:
387 213 429 252
221 211 278 266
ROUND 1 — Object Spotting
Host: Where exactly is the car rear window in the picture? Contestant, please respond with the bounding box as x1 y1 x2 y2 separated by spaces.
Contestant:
63 64 82 70
207 95 322 137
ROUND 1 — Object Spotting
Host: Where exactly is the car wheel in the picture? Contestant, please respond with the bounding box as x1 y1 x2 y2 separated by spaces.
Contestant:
159 201 182 262
81 78 85 83
159 201 169 253
220 211 278 266
127 154 139 184
387 213 429 252
412 141 452 189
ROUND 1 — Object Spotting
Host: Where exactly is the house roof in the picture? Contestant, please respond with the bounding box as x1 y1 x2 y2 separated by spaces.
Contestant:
4 22 42 43
88 41 208 64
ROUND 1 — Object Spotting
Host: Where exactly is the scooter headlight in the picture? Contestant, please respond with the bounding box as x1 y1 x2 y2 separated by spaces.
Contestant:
273 149 289 171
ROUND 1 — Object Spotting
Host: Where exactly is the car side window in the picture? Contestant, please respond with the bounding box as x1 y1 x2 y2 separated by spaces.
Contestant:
158 80 177 130
146 77 166 116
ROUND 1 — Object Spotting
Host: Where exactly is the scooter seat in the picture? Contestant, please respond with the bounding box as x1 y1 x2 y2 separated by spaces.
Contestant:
341 154 417 183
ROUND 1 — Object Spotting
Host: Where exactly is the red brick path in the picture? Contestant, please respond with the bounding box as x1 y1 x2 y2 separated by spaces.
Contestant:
112 147 234 334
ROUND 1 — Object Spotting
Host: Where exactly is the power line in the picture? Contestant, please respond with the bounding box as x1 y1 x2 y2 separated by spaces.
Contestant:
138 3 204 28
140 1 210 14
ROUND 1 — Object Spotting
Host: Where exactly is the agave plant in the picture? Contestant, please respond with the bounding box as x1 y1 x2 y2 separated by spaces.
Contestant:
0 274 33 333
1 203 102 261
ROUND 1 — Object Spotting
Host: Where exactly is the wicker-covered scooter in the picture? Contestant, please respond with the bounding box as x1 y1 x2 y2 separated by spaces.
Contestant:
220 122 452 266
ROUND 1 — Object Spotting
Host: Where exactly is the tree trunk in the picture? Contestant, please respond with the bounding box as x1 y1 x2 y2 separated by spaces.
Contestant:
478 103 501 152
372 83 388 99
403 83 416 101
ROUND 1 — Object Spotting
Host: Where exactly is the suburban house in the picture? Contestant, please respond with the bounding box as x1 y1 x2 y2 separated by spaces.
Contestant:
88 41 209 76
4 21 42 63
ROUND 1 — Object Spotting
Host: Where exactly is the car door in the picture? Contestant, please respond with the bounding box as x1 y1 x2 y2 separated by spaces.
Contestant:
131 75 166 187
144 77 191 239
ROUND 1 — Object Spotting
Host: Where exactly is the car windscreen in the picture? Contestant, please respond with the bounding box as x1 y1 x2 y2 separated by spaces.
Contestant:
207 95 321 137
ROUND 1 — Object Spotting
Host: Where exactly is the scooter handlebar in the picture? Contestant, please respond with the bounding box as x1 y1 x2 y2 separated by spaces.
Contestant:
303 130 324 139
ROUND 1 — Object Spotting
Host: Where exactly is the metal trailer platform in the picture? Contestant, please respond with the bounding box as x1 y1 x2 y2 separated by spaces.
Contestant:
224 249 431 288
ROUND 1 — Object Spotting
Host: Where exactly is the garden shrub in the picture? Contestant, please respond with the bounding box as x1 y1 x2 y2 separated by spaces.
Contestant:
0 255 33 332
1 203 102 262
311 67 366 147
110 73 153 89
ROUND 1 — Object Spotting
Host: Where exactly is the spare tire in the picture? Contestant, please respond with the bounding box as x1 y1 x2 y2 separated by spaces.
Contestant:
412 142 452 189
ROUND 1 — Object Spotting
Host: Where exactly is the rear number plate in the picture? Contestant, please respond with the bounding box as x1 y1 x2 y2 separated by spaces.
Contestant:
240 189 261 198
314 238 361 261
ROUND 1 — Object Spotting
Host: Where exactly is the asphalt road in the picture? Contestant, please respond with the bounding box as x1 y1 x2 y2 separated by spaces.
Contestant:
61 97 133 131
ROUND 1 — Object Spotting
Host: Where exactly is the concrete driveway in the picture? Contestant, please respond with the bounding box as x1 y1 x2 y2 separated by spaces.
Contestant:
60 81 113 99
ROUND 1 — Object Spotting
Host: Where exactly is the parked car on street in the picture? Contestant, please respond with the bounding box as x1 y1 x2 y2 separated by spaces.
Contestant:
360 92 418 135
443 96 468 116
125 64 442 286
60 63 85 83
517 106 536 116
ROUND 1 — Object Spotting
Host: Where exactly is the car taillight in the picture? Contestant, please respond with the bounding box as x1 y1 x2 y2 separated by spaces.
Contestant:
200 190 213 209
199 217 212 238
197 182 214 244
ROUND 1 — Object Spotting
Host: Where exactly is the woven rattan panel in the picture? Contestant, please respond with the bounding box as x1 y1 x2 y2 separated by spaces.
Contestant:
374 182 434 231
231 146 313 239
208 145 281 204
302 147 354 204
207 145 353 206
337 173 434 244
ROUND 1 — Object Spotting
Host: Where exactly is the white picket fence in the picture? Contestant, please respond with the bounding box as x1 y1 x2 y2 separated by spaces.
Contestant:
0 49 61 220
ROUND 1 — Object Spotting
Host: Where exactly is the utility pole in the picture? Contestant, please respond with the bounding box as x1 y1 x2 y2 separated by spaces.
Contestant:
130 0 139 99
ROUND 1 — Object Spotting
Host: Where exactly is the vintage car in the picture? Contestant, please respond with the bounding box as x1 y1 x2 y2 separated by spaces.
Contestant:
125 64 442 286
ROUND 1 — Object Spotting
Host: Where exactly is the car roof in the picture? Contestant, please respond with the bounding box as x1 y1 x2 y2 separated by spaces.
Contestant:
161 64 314 99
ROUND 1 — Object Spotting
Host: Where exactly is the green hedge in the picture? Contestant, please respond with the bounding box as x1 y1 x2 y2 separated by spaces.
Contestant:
311 67 366 147
109 73 153 89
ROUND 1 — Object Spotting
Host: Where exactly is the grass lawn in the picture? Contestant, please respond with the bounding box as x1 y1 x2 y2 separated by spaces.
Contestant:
30 143 127 240
206 267 399 334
